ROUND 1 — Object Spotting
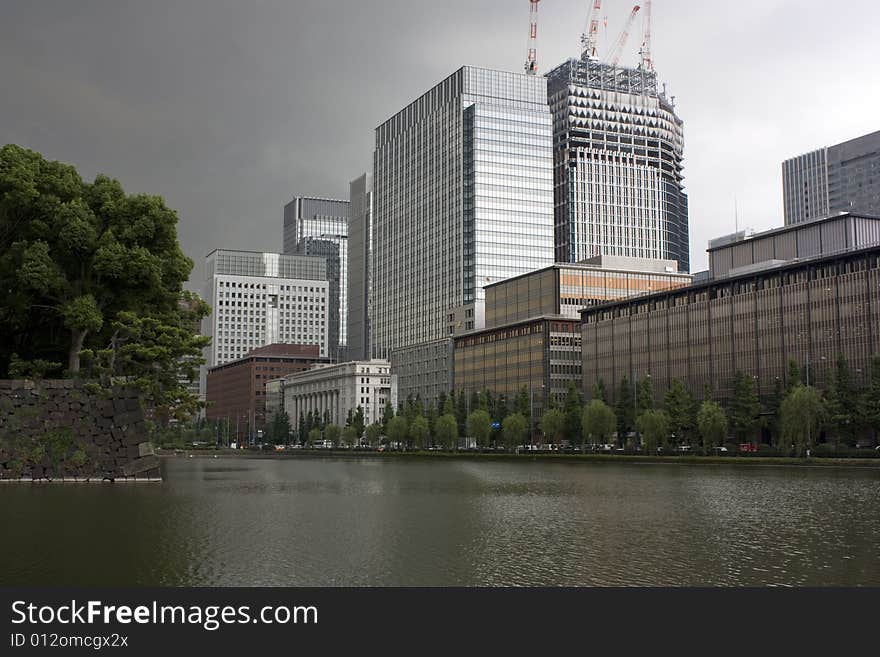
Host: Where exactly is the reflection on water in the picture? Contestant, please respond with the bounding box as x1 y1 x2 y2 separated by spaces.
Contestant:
1 457 879 587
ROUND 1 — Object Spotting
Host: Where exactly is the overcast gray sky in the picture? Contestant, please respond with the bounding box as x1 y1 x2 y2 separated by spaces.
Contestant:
2 0 878 286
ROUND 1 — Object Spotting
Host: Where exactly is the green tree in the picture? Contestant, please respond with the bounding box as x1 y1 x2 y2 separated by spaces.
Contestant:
0 145 196 377
442 394 456 416
786 358 802 393
365 423 382 447
728 371 761 443
426 401 438 443
563 383 584 446
541 408 566 444
466 409 493 449
386 415 409 450
592 380 607 403
456 391 468 436
435 414 458 450
863 355 880 442
636 409 670 455
307 428 321 447
382 400 395 432
267 411 291 445
349 406 366 438
766 376 785 447
697 401 728 455
342 425 358 448
582 399 616 445
826 353 858 448
324 424 341 448
409 415 429 450
502 413 528 451
636 376 654 414
779 385 825 457
615 376 635 444
664 379 694 446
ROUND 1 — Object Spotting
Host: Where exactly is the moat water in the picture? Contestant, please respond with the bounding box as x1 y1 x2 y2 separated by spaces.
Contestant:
2 457 879 586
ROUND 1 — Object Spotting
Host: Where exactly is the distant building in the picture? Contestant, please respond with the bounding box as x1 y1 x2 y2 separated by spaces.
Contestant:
206 344 327 440
783 130 880 226
546 56 690 272
371 66 555 358
277 360 396 429
348 174 372 362
201 250 329 397
708 212 880 279
484 256 691 328
284 197 350 358
454 317 581 430
581 213 880 402
391 338 454 408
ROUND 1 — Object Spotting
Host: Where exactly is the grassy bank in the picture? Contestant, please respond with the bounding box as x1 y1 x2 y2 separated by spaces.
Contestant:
158 449 880 469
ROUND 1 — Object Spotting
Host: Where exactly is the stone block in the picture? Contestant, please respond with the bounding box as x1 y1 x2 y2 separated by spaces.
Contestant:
138 442 155 457
121 456 160 477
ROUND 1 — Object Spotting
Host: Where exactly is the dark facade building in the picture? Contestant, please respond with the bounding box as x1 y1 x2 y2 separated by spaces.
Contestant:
485 256 690 328
348 174 372 362
293 237 343 361
783 130 880 226
206 344 327 439
454 317 581 424
581 214 880 402
390 338 454 407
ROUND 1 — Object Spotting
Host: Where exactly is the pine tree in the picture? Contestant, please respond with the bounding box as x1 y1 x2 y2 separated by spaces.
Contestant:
664 379 694 446
563 383 584 446
728 371 761 443
637 376 654 414
615 376 635 443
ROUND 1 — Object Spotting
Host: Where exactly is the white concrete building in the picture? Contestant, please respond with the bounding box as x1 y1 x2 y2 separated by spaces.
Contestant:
201 250 330 398
279 360 396 428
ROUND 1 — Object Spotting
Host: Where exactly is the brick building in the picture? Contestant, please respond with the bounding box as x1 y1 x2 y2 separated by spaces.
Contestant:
206 344 328 439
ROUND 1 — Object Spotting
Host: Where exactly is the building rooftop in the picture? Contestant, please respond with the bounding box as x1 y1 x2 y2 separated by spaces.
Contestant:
707 212 880 253
484 257 688 291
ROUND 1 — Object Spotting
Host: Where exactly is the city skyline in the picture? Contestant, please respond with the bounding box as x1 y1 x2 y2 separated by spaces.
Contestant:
1 0 878 284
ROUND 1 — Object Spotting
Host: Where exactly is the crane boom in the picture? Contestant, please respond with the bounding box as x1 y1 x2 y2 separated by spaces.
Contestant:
608 5 641 67
525 0 541 75
580 0 603 60
640 0 653 70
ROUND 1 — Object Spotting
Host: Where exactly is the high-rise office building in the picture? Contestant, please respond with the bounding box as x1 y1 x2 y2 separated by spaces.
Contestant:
201 250 330 397
348 174 372 362
546 57 689 272
372 66 555 359
292 237 342 361
283 197 350 358
783 130 880 226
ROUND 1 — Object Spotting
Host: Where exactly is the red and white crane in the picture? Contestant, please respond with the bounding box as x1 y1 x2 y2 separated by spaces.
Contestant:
525 0 541 75
581 0 603 60
607 5 641 68
640 0 653 71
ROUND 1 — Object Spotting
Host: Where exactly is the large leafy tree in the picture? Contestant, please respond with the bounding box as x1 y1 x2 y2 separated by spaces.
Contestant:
409 416 429 450
664 379 694 445
825 354 858 448
502 413 528 451
386 416 409 449
728 371 761 443
541 409 565 444
779 385 825 457
563 383 584 446
0 145 194 376
435 414 458 450
466 410 493 448
636 409 670 454
582 399 616 446
697 401 728 455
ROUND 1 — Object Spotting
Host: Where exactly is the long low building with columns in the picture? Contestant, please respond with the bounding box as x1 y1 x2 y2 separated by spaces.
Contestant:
272 360 397 428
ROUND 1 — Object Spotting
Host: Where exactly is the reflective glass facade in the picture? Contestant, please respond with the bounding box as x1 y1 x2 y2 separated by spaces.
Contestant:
547 58 689 272
348 174 372 362
283 197 350 357
372 66 554 359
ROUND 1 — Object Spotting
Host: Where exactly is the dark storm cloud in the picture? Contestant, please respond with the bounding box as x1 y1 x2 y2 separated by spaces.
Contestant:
2 0 877 288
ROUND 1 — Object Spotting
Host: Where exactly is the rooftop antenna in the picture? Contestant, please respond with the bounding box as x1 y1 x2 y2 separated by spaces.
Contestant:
525 0 541 75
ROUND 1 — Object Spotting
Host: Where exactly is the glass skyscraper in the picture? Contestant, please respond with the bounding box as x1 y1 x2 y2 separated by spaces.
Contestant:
372 66 555 359
783 130 880 226
348 174 372 362
546 57 690 273
283 197 350 359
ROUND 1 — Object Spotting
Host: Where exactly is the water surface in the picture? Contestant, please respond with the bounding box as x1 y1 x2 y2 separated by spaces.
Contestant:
2 457 878 586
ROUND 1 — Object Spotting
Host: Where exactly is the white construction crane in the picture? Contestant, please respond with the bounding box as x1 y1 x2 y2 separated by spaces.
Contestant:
581 0 603 60
639 0 653 71
607 5 641 67
525 0 541 75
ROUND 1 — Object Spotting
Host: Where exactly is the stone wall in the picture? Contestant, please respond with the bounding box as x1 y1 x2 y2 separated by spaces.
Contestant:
0 380 160 481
